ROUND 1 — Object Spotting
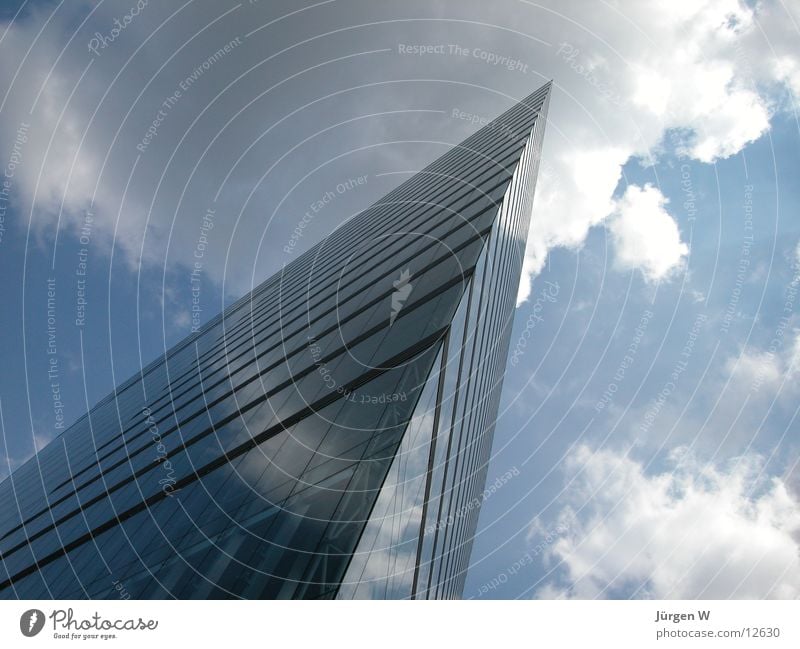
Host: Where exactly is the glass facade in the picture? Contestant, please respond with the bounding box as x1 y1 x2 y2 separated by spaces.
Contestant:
0 82 550 599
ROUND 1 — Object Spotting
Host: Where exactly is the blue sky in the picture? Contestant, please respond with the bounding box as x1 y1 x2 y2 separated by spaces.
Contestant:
468 109 800 598
1 0 799 598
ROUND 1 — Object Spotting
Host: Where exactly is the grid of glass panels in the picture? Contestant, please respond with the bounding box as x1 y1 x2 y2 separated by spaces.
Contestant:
0 82 550 599
337 103 549 598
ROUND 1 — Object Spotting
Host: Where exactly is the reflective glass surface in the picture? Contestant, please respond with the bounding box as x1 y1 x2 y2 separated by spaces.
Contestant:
0 82 550 599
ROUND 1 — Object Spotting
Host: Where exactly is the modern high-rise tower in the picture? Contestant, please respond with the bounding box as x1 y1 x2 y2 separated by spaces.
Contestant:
0 82 550 599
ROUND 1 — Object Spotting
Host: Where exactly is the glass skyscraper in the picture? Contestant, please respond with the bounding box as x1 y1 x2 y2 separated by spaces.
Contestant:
0 82 550 599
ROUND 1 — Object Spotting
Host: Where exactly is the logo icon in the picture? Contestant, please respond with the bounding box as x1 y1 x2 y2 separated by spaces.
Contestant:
20 609 45 637
390 268 413 325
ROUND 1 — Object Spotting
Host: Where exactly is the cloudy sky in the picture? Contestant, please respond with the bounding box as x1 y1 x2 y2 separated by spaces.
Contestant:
0 0 799 599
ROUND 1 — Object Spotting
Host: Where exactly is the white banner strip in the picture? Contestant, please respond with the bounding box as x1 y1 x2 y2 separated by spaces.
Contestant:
1 600 797 648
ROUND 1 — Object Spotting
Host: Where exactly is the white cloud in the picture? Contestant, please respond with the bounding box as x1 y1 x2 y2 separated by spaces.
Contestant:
534 445 800 599
517 146 627 303
517 0 797 303
608 184 688 281
0 1 796 306
0 6 165 269
0 4 307 296
685 86 770 162
337 405 434 599
727 347 784 394
775 56 800 99
723 332 800 407
723 244 800 399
